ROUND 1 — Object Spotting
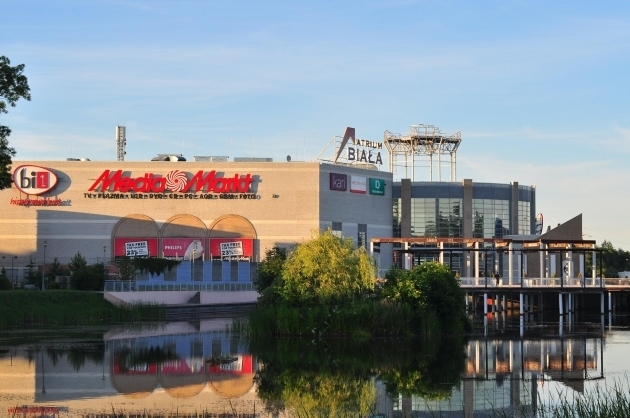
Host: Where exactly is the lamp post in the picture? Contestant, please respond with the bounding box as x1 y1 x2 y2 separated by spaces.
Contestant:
42 241 47 291
191 248 196 281
103 246 107 283
11 256 16 288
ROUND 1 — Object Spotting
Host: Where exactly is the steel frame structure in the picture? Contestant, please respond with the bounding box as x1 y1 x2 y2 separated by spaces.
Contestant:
384 124 461 182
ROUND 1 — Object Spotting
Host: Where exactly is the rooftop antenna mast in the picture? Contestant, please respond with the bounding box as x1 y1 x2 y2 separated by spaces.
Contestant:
116 125 126 161
384 124 461 182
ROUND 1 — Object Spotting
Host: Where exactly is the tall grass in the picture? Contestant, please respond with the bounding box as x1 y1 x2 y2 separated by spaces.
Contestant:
490 379 630 418
0 290 165 329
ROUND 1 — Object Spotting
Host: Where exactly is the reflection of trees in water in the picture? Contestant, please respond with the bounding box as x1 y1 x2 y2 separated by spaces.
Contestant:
46 347 62 366
114 346 178 374
43 344 105 371
67 345 104 372
251 334 467 415
380 335 467 400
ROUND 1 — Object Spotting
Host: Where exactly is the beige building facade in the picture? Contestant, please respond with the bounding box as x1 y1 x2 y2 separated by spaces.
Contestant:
0 160 393 285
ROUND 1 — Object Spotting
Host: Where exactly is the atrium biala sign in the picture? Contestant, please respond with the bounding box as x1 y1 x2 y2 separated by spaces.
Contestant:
88 169 255 194
12 165 59 195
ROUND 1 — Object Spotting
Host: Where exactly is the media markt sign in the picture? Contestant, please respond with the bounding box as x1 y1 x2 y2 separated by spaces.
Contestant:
369 178 386 196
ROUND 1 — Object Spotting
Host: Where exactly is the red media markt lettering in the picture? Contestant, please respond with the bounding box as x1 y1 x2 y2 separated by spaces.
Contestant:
88 170 254 194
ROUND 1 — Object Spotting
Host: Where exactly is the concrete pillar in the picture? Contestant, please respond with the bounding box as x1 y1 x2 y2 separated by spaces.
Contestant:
474 242 480 284
502 295 507 312
540 243 545 279
439 242 444 265
463 380 474 418
465 293 469 310
520 293 524 315
568 292 573 313
568 244 573 279
559 293 564 315
508 242 513 286
601 293 605 314
404 242 410 270
484 293 488 314
609 292 613 313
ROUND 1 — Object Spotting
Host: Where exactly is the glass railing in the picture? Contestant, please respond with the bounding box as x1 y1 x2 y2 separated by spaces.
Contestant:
104 281 255 292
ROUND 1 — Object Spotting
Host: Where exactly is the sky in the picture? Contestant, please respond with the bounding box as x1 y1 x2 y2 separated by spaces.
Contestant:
3 1 630 248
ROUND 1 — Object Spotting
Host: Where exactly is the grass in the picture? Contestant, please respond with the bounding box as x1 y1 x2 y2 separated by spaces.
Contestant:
0 290 166 329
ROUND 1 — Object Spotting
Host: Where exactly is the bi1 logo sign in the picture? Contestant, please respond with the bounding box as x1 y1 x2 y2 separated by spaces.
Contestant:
13 165 58 195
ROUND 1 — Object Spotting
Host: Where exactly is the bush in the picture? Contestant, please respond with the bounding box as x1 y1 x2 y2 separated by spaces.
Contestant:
380 262 469 332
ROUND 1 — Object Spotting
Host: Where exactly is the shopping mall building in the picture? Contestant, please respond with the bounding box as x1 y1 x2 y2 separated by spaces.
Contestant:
0 125 549 304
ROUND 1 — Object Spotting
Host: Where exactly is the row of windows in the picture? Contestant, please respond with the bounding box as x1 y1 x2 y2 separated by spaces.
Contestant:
332 222 368 248
394 198 533 239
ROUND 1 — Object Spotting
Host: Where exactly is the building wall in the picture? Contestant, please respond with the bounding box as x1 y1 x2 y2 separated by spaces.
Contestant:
0 161 393 281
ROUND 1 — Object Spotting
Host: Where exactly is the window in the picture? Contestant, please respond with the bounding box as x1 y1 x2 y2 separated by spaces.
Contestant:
332 222 342 237
358 224 367 248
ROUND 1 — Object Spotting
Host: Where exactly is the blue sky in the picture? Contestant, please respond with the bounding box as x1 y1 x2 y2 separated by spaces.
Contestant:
3 1 630 249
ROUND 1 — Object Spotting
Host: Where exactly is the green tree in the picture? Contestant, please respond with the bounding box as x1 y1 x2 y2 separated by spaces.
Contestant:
114 256 136 281
69 252 105 290
47 257 67 289
276 229 376 305
24 258 42 289
0 56 31 190
0 268 11 290
255 246 288 292
48 257 65 279
586 241 630 278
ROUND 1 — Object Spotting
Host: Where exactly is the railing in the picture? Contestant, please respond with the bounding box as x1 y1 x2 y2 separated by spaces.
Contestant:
458 277 610 288
105 281 255 292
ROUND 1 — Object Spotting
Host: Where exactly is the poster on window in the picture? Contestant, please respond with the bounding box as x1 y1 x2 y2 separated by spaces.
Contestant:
209 238 253 261
114 238 158 258
162 238 204 260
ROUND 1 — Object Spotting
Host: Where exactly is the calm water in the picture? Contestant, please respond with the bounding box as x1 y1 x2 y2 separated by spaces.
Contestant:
1 311 630 417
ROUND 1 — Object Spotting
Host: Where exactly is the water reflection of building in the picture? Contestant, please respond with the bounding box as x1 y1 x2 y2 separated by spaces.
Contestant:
108 321 256 400
0 320 268 417
384 334 603 417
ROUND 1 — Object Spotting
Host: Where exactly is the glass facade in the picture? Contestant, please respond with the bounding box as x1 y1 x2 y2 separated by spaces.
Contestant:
391 181 535 275
412 198 462 238
472 199 510 238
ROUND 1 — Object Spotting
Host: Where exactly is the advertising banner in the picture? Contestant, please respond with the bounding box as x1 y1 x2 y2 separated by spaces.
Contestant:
114 238 158 258
207 354 254 375
125 241 149 257
350 176 367 194
220 241 243 257
369 178 386 196
209 238 253 261
329 173 347 191
162 238 204 260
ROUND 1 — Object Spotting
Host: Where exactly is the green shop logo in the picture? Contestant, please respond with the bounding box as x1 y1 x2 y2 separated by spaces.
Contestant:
369 178 385 196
